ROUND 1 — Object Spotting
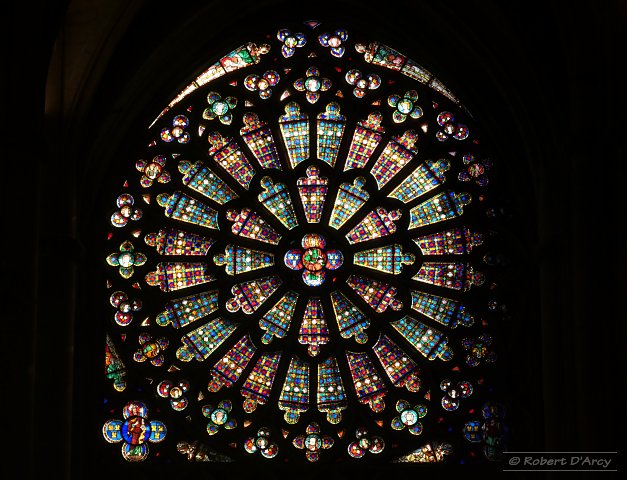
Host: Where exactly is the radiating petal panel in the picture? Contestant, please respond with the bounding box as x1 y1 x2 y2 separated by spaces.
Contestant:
390 315 453 361
298 298 329 356
317 102 346 167
370 130 418 189
410 290 474 328
317 356 347 423
353 244 415 274
344 112 385 170
388 159 450 203
278 356 309 424
328 177 369 229
178 160 238 204
207 132 256 189
208 334 257 391
259 291 298 344
226 208 282 245
408 190 471 229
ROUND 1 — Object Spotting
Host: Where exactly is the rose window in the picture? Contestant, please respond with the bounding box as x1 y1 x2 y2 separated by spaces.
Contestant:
103 20 508 466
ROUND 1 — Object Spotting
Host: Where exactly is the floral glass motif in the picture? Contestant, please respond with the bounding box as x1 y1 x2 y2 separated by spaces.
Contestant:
111 193 143 227
436 111 469 141
344 113 385 170
136 155 171 187
284 233 343 287
293 422 334 462
104 20 504 466
298 298 329 356
388 159 450 204
240 113 282 170
244 427 279 458
294 66 332 104
318 29 348 57
391 399 427 435
160 115 190 143
103 401 166 461
178 160 238 204
110 290 142 326
317 102 346 167
107 241 147 279
277 28 307 57
388 90 423 123
244 70 280 99
370 130 419 189
297 166 328 223
345 69 381 98
203 92 237 125
347 428 385 458
202 400 237 434
157 379 190 411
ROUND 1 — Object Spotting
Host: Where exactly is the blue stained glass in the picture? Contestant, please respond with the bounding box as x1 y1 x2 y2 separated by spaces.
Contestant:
346 207 401 244
317 102 346 167
279 102 309 168
408 190 471 229
347 275 403 312
370 130 418 189
208 334 257 392
330 290 370 344
344 112 385 171
178 160 238 204
279 356 309 424
259 291 299 344
213 245 274 275
353 244 415 274
413 227 483 255
412 262 485 291
298 298 329 356
240 112 282 170
156 290 219 328
328 177 369 230
227 208 282 245
373 334 420 392
208 132 256 190
346 351 387 412
388 159 450 203
156 191 219 230
175 317 237 362
410 290 474 328
390 315 453 361
297 165 328 223
258 176 299 230
317 356 347 424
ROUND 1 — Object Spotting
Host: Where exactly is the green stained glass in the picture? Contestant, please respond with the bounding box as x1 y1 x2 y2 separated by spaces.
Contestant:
317 356 347 424
408 190 471 229
175 317 237 362
354 244 415 274
328 177 369 230
390 315 453 361
278 356 309 424
156 290 219 328
258 176 299 230
388 159 450 203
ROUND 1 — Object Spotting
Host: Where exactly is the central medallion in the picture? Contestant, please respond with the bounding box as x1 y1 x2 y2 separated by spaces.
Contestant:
284 233 343 287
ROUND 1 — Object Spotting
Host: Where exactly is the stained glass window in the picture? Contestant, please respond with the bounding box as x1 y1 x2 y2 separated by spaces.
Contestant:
103 20 507 468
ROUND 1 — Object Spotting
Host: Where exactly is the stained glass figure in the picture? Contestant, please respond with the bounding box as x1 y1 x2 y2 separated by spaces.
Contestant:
408 190 471 229
258 176 299 230
177 441 235 462
203 92 237 125
413 227 483 255
226 208 281 245
413 262 485 291
213 245 274 275
157 380 190 411
330 290 370 344
317 356 347 424
178 160 238 205
156 191 219 230
296 165 328 223
294 67 332 104
279 102 309 168
373 334 421 392
344 112 385 170
284 233 343 287
277 29 307 58
388 159 450 204
317 102 346 167
244 70 280 99
136 155 171 187
353 244 414 274
391 400 427 435
459 153 492 186
102 401 166 462
145 262 215 292
133 333 169 366
110 291 142 327
292 423 334 462
244 427 279 458
299 298 329 356
105 333 127 391
410 290 474 328
461 334 496 367
344 70 381 99
347 275 403 312
111 194 142 227
208 334 257 392
176 317 237 362
160 115 191 144
259 290 298 344
345 351 386 412
436 111 469 141
225 276 282 314
318 29 348 57
145 228 214 256
202 400 237 434
346 207 401 244
370 130 418 189
392 442 453 463
241 352 281 413
347 428 385 458
390 315 453 361
156 290 219 329
328 177 369 229
278 356 309 423
240 113 282 170
440 379 473 411
207 132 256 189
107 241 147 279
387 90 423 123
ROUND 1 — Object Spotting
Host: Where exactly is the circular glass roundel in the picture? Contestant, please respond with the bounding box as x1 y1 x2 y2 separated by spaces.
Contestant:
103 21 505 465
